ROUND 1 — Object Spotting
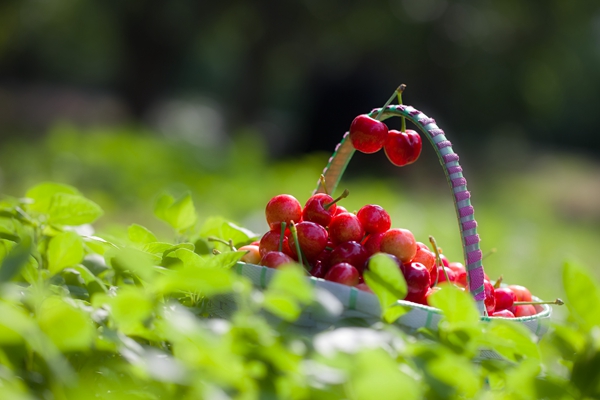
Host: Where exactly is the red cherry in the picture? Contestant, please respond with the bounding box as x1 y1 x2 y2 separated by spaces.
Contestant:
411 242 436 273
324 263 360 286
513 304 537 317
334 205 348 216
328 212 365 245
384 129 422 167
484 280 496 314
288 221 328 261
380 228 417 263
265 194 302 231
356 204 391 234
494 287 517 312
508 285 532 302
400 262 431 302
436 266 457 284
363 232 385 256
439 254 450 267
259 251 294 269
491 309 515 318
356 282 373 293
447 262 467 287
259 230 293 259
349 114 389 154
329 241 369 274
309 260 328 278
302 193 337 227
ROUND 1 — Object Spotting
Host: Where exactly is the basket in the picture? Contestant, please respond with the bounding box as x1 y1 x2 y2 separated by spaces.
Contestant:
207 103 552 341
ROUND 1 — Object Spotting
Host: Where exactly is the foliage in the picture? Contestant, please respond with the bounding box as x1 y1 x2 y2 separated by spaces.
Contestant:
0 182 598 399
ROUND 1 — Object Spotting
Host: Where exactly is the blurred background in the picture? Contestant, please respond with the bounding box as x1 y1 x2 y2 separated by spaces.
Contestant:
1 0 600 304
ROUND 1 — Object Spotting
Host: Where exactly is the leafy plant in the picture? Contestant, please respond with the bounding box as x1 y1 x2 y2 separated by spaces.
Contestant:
0 182 596 399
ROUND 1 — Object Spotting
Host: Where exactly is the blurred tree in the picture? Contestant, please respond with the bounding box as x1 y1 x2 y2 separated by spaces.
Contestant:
0 0 599 157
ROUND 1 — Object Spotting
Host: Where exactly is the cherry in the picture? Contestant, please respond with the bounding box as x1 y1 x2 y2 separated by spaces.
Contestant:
329 241 369 274
447 262 467 287
265 194 302 231
435 266 457 284
494 287 517 312
334 205 348 216
324 263 360 286
491 309 515 318
349 114 389 154
260 251 294 269
310 260 328 278
513 304 537 317
508 285 532 302
259 230 293 259
238 244 261 264
439 254 450 267
356 282 373 293
400 262 431 302
384 129 423 167
380 228 417 263
356 204 391 234
411 242 436 272
302 189 349 227
363 232 385 256
484 280 496 315
288 221 329 261
328 212 365 246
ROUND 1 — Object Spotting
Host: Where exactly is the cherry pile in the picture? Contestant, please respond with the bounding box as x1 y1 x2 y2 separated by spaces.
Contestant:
236 191 556 318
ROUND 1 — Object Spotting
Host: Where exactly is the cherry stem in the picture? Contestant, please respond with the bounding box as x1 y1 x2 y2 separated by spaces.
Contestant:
208 237 236 251
324 189 350 210
288 221 307 269
514 298 564 306
493 275 503 289
397 84 407 132
319 175 329 195
279 222 286 253
375 85 404 121
482 248 497 260
429 235 453 287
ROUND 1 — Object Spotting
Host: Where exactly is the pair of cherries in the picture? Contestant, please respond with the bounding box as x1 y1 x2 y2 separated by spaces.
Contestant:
349 114 422 167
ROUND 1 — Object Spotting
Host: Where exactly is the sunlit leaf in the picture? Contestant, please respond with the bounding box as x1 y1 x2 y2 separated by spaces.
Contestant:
37 296 95 352
25 182 79 213
128 223 158 244
47 231 84 275
428 284 480 326
47 193 103 225
154 192 197 232
563 261 600 332
363 253 408 322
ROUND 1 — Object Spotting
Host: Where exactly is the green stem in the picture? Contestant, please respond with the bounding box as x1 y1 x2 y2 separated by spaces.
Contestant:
279 222 286 253
514 298 564 306
324 189 350 210
288 221 305 269
397 84 407 132
375 85 403 121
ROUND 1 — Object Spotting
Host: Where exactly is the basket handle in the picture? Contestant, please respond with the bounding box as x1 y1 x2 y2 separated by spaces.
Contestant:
314 104 487 315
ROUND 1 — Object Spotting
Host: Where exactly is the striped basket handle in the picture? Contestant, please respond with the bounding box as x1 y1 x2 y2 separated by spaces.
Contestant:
313 104 487 315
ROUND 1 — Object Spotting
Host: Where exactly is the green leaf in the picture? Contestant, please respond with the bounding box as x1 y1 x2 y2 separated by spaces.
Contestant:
428 284 480 326
0 236 31 283
37 296 96 352
481 320 541 362
426 349 482 397
262 264 313 322
154 192 197 232
363 253 408 322
25 182 79 213
105 247 156 281
128 223 158 244
47 231 84 275
351 349 421 400
47 193 103 225
199 216 258 247
563 261 600 332
262 292 302 321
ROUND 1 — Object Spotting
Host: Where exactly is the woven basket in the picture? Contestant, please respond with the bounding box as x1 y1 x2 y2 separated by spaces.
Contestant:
207 103 552 341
